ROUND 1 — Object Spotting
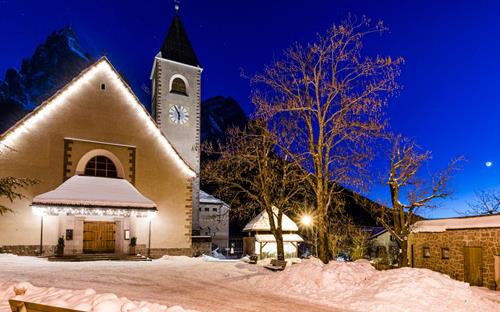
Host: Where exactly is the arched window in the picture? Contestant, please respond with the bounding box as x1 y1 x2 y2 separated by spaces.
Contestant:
84 156 118 178
170 77 187 95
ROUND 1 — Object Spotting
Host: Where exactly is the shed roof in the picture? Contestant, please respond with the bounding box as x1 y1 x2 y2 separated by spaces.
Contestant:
412 214 500 233
243 207 299 232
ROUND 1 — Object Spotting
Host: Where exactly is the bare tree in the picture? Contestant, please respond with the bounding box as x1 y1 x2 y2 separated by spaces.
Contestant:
466 190 500 215
375 136 463 266
202 119 307 261
251 15 403 263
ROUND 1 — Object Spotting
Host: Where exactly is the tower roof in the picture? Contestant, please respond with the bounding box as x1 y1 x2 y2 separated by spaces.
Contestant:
160 14 200 67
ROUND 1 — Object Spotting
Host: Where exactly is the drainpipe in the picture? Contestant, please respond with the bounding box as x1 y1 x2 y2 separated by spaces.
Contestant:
147 218 152 258
495 255 500 290
39 215 44 256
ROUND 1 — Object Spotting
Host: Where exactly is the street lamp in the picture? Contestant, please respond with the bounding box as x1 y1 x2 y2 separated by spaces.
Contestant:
301 215 312 226
300 214 316 257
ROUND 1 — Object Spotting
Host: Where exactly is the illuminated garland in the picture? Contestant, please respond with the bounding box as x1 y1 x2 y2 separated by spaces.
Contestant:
32 205 157 218
0 58 196 178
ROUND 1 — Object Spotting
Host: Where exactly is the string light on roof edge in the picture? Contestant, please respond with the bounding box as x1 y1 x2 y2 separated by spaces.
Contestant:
0 59 195 179
32 205 157 218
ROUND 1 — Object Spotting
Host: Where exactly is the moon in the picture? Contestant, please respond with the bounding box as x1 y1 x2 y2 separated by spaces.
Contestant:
485 161 493 167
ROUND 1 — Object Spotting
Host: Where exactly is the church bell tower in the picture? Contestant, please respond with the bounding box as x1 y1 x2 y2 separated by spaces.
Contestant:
151 3 202 234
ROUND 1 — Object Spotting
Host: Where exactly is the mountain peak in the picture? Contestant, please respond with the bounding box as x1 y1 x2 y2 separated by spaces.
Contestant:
0 26 93 133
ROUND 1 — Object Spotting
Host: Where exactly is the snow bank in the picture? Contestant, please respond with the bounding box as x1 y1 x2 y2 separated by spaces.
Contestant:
248 258 500 312
0 281 198 312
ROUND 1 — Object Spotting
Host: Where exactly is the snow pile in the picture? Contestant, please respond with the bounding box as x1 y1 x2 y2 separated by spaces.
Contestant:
248 258 500 312
0 281 198 312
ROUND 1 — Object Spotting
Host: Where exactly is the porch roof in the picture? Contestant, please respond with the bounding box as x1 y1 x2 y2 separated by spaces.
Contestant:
31 175 156 210
255 234 304 243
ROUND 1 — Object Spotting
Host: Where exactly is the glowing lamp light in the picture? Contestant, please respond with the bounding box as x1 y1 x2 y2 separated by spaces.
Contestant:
32 206 46 217
301 214 313 226
146 210 157 220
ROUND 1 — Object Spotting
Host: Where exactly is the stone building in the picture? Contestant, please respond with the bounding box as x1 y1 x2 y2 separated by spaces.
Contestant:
408 214 500 290
198 190 230 251
0 9 219 258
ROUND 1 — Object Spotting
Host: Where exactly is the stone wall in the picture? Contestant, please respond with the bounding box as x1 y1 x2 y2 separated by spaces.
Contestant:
148 248 192 259
191 236 212 257
0 245 56 256
409 228 500 290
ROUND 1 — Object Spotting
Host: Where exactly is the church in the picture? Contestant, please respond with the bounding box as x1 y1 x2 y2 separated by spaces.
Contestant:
0 9 221 257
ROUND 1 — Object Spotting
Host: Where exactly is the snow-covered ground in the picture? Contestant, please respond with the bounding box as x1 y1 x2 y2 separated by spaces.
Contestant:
0 254 499 312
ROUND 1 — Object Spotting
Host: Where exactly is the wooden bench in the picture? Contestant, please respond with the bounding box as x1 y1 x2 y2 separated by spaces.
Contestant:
264 259 287 271
9 299 84 312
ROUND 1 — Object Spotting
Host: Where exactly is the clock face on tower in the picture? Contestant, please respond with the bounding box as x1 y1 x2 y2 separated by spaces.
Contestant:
169 105 189 125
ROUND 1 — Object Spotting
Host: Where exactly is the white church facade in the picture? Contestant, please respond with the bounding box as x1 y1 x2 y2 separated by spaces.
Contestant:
0 11 223 257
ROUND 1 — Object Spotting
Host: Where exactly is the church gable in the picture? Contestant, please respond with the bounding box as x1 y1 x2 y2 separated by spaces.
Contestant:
0 57 195 179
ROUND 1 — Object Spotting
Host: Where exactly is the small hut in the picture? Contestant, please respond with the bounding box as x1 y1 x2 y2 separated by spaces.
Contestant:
409 214 500 290
242 207 303 259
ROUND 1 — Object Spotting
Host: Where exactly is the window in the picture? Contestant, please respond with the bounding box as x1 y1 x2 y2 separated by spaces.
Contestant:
204 207 209 212
212 208 218 212
100 83 106 90
441 247 450 259
423 247 431 258
390 235 396 241
84 156 118 178
170 77 187 95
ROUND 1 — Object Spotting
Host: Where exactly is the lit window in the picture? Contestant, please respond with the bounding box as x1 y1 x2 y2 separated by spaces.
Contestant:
423 247 431 258
84 156 118 178
171 78 187 95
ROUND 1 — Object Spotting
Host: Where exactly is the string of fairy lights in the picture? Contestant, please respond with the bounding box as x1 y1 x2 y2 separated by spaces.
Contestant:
31 205 157 218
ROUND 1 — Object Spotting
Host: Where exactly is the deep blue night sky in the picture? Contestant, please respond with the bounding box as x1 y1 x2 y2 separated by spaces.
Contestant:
1 0 500 217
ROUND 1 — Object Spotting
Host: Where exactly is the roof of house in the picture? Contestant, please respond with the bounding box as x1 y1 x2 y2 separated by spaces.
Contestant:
243 207 299 232
362 226 388 239
199 190 227 205
160 14 200 67
0 57 195 178
412 214 500 233
31 175 156 209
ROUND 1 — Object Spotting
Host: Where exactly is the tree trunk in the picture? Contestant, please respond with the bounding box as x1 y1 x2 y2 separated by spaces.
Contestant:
399 237 408 267
275 234 285 261
318 229 330 263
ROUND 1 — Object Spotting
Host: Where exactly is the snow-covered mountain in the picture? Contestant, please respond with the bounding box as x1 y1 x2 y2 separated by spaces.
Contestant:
201 96 248 144
0 26 248 142
0 25 93 133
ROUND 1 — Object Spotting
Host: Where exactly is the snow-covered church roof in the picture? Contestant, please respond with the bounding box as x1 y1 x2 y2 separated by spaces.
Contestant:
31 175 156 209
412 214 500 233
243 207 299 232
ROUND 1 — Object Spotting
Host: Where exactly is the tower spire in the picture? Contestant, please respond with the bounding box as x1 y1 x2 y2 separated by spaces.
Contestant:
174 0 180 14
159 1 200 67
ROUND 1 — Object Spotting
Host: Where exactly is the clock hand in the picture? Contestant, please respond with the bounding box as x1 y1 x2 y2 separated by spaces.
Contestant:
174 106 181 120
